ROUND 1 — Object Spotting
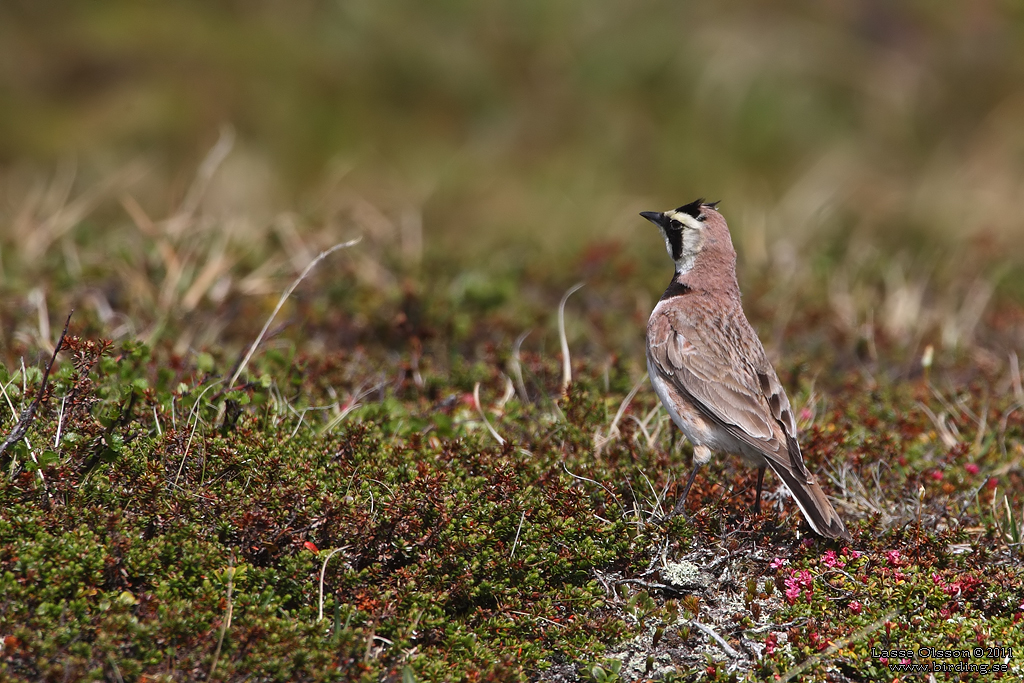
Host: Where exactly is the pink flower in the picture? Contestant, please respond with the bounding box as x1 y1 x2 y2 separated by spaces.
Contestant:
965 463 980 475
885 550 901 565
784 573 802 604
770 557 788 570
785 569 814 605
932 572 960 595
931 469 943 481
849 600 862 614
821 550 846 569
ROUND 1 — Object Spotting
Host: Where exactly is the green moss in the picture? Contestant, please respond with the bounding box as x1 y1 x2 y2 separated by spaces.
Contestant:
2 330 1018 680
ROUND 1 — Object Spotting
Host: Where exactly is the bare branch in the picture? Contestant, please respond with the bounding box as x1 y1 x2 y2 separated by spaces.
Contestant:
0 310 73 462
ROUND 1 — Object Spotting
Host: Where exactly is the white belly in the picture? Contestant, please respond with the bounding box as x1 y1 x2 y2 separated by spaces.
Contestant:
647 357 767 468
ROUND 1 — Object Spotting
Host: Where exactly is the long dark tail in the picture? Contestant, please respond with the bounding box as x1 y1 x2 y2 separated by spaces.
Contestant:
766 461 851 541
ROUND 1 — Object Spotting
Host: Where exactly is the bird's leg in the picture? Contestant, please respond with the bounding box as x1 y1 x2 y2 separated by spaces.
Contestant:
670 465 700 517
754 466 766 512
668 444 712 518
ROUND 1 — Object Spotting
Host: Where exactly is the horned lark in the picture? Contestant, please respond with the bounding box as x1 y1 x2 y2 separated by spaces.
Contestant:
642 200 851 540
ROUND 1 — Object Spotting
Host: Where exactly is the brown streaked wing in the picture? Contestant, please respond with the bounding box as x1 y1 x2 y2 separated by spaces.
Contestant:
648 308 786 458
649 302 850 540
754 366 808 476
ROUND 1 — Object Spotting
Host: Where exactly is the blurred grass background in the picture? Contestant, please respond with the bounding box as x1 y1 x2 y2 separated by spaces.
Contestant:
2 0 1024 362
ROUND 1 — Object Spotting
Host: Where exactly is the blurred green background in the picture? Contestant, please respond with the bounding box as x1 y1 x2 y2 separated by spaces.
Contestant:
2 0 1024 354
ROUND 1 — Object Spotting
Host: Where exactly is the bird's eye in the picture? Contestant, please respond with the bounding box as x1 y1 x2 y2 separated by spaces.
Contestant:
669 219 684 230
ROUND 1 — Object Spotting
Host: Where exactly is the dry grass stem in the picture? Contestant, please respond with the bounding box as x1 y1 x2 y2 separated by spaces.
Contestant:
562 462 625 518
594 374 647 457
558 282 585 393
509 511 526 559
169 125 235 238
174 380 222 486
207 564 239 681
229 238 361 389
318 548 348 623
510 330 531 404
473 382 505 447
608 375 647 439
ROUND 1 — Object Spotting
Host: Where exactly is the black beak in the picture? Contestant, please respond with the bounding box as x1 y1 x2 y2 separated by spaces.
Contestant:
639 211 669 229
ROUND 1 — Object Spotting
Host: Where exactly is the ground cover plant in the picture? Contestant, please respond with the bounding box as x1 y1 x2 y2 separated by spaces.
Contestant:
3 2 1024 681
0 175 1022 680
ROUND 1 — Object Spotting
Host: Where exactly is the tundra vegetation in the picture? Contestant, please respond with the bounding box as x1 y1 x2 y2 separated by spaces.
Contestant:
1 1 1022 681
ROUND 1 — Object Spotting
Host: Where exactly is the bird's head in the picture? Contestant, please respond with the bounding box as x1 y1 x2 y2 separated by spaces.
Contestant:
640 199 734 275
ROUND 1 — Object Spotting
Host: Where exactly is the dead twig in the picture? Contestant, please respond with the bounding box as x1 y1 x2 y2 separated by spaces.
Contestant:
689 619 740 658
0 310 73 463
